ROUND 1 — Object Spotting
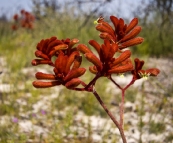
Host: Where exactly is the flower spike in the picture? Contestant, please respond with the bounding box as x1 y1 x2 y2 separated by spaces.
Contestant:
64 68 86 82
32 37 86 89
110 16 119 30
111 50 131 66
119 26 142 43
65 51 80 73
72 56 82 69
108 63 133 74
85 53 103 71
35 72 56 80
33 81 61 88
96 16 143 50
65 78 81 89
119 37 144 49
77 44 92 54
125 18 138 33
31 59 53 66
89 40 101 55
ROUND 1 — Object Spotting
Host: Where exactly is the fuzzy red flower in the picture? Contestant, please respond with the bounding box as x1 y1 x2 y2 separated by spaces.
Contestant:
95 16 144 50
32 37 86 89
33 51 86 89
132 58 160 80
13 14 18 21
31 37 79 66
20 10 35 29
12 9 35 30
77 39 133 76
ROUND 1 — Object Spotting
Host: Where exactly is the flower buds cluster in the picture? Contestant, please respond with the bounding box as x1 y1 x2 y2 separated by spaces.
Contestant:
96 16 144 50
77 39 133 76
12 9 35 30
32 15 160 90
132 58 160 80
32 37 86 89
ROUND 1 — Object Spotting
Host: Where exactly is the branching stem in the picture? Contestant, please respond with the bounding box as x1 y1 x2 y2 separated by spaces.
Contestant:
93 90 127 143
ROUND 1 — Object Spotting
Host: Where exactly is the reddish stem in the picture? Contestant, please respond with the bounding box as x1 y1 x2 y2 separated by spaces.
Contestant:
93 90 127 143
123 77 136 90
120 90 125 127
73 87 93 92
84 73 101 90
73 75 132 142
108 76 123 90
109 76 137 134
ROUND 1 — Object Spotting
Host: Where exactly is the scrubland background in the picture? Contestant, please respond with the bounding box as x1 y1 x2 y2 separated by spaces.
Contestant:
0 0 173 143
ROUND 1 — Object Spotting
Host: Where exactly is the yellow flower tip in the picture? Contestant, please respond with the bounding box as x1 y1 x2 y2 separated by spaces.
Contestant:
119 73 125 78
143 76 148 80
94 20 98 25
94 16 103 25
138 72 151 80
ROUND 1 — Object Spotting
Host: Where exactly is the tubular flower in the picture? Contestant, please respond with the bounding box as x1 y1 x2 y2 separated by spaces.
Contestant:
95 16 144 50
77 39 133 76
32 37 86 89
31 37 79 66
33 51 86 89
12 9 35 30
20 10 35 29
131 58 160 80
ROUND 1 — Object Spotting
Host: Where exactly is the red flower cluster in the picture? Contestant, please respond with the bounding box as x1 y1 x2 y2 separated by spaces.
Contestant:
32 15 160 90
76 16 159 79
77 39 132 76
11 9 35 30
95 16 144 49
31 15 160 143
32 37 86 89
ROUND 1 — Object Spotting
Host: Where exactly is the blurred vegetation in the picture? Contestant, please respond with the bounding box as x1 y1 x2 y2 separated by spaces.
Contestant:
0 0 172 143
133 0 173 57
1 0 173 58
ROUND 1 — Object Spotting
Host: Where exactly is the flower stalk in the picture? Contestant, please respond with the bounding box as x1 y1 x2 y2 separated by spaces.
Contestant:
31 15 160 143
